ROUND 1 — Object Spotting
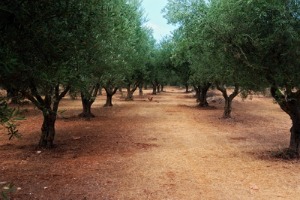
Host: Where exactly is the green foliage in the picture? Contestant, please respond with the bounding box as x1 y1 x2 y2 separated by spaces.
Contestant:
164 0 300 92
97 0 155 91
0 99 23 140
1 183 16 200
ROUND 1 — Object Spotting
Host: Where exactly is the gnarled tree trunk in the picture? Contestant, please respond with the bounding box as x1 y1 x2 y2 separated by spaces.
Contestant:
194 83 211 107
104 87 118 107
290 117 300 153
139 84 143 96
216 83 240 118
22 84 70 148
185 84 189 93
105 94 113 107
79 84 99 118
271 86 300 154
194 85 200 101
125 83 138 101
40 111 56 148
152 82 157 95
79 97 94 118
156 85 160 93
199 83 211 107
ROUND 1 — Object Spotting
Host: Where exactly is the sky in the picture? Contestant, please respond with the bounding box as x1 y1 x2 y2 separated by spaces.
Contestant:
141 0 177 42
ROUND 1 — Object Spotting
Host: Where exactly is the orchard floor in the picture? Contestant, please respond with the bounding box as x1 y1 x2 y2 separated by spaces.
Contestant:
1 86 300 200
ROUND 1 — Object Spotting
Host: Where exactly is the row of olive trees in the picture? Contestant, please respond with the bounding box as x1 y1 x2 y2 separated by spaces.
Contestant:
164 0 300 154
0 0 158 148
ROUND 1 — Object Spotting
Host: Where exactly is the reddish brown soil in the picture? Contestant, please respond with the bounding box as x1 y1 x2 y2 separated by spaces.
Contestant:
1 87 300 200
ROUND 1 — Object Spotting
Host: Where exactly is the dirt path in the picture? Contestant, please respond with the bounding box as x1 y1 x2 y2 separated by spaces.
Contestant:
1 87 300 199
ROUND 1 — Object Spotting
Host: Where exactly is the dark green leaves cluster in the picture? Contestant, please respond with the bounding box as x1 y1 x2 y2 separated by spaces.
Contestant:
164 0 300 91
0 99 23 139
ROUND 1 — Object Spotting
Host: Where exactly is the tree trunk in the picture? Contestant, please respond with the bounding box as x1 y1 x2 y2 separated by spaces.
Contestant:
156 85 160 93
152 83 157 95
125 83 139 101
161 85 164 92
22 84 70 148
139 84 143 96
198 84 210 107
40 112 56 148
78 97 95 118
104 87 118 107
194 83 210 107
185 84 189 93
289 117 300 153
223 97 232 118
194 85 200 102
78 84 99 118
126 86 134 101
271 86 300 154
216 83 239 118
105 93 113 107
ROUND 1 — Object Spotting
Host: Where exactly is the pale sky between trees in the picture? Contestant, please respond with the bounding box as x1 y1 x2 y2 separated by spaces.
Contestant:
141 0 177 42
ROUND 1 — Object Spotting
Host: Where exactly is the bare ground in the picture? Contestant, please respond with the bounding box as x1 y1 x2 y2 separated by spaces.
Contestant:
1 87 300 200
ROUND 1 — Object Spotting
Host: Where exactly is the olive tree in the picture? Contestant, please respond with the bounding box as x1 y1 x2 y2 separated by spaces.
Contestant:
165 0 259 116
211 0 300 153
0 0 98 147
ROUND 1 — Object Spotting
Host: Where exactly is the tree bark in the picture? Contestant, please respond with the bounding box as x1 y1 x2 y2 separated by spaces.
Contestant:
271 86 300 154
104 87 118 107
152 82 157 95
199 83 211 107
290 118 300 153
216 83 239 118
22 84 70 148
125 83 138 101
194 85 200 102
185 84 189 93
139 84 143 96
126 86 134 101
223 97 233 118
40 112 56 148
78 96 95 118
105 93 113 107
78 84 99 118
194 83 210 107
156 85 160 93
